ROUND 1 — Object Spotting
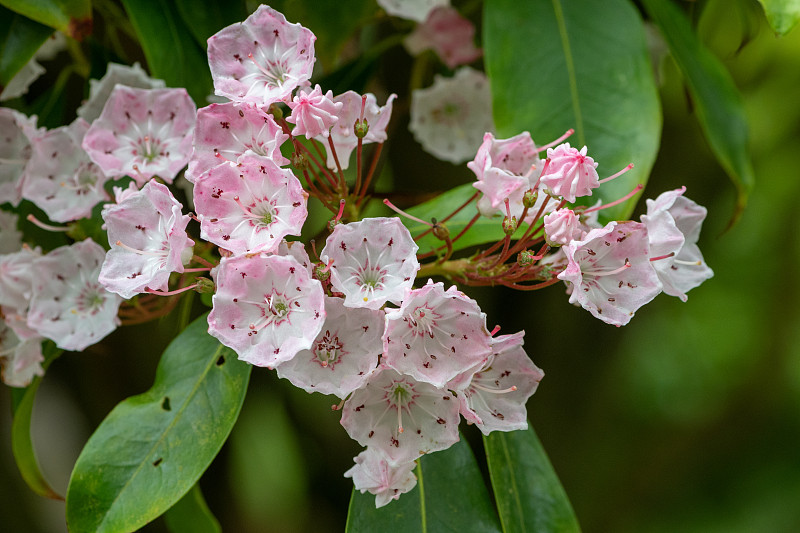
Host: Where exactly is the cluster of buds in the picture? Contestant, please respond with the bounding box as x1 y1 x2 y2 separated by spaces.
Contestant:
0 3 712 508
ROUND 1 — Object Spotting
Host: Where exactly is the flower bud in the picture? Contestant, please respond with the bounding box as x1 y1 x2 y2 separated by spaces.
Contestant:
354 118 369 138
431 218 450 241
522 188 538 209
291 152 309 171
267 102 284 121
194 277 215 294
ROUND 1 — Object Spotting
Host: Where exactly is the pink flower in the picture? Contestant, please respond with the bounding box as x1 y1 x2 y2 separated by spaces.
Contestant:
344 449 417 508
208 253 325 368
22 118 111 223
378 0 449 22
194 155 308 255
0 319 44 388
186 102 288 184
409 67 494 164
319 91 396 170
383 280 492 387
286 85 342 139
543 208 583 246
77 62 166 123
276 296 384 397
83 86 197 184
0 245 41 310
640 187 713 301
0 108 40 207
320 217 419 310
558 221 662 326
404 6 481 69
27 239 122 351
456 331 544 434
340 367 460 466
99 180 194 299
540 143 599 203
207 5 316 106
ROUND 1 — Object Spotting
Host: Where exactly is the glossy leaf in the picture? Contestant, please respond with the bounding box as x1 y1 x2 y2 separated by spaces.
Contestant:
65 314 251 533
174 0 248 49
163 484 221 533
757 0 800 35
484 426 580 533
484 0 661 222
0 6 52 89
345 438 501 532
11 342 63 500
120 0 212 103
643 0 755 225
0 0 91 40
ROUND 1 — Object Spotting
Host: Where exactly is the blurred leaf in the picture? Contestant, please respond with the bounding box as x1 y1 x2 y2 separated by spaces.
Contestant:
484 0 661 222
0 0 91 40
484 426 581 533
757 0 800 35
173 0 248 49
164 484 221 533
10 342 63 500
345 438 501 532
643 0 755 227
120 0 212 103
0 6 52 88
65 313 251 533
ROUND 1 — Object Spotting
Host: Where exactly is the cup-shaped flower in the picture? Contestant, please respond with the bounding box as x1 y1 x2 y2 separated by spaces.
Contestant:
207 5 316 106
341 367 460 466
409 67 494 164
83 86 197 184
276 296 384 397
319 91 396 170
208 253 325 368
22 118 111 222
0 319 44 388
539 143 599 203
194 156 308 255
99 180 194 299
27 239 122 351
320 217 419 310
383 280 492 388
404 6 482 69
558 221 662 326
455 331 544 434
344 449 417 508
286 85 342 139
641 187 713 301
186 102 288 184
77 62 166 123
0 108 40 207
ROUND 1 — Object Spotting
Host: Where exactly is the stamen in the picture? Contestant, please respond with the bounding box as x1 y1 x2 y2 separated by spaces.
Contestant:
489 325 501 336
26 214 70 232
593 261 631 277
581 184 644 215
674 258 703 266
115 240 163 257
598 163 634 185
383 199 432 227
535 129 575 153
474 383 518 394
397 403 404 434
649 252 676 262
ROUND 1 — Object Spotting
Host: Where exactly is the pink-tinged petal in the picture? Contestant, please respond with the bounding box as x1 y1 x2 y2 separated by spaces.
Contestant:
409 67 493 164
83 86 197 184
544 208 584 246
378 0 449 22
0 108 40 207
286 85 342 139
321 217 419 310
208 253 325 368
27 239 122 351
558 221 662 326
194 156 308 255
344 449 417 508
207 5 316 106
0 246 42 309
341 367 460 466
540 143 600 203
99 180 194 299
186 102 288 184
0 210 22 253
77 62 166 123
383 280 492 387
0 320 44 388
404 6 481 68
276 296 383 398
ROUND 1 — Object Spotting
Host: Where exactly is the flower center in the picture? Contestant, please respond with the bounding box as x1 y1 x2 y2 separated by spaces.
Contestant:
314 330 344 368
75 283 108 315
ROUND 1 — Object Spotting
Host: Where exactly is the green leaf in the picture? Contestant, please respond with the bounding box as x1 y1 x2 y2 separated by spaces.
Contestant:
643 0 755 226
484 426 581 533
163 484 221 533
0 0 91 40
345 438 501 533
11 342 63 500
120 0 212 103
757 0 800 35
65 313 251 533
173 0 248 49
484 0 661 222
0 6 52 89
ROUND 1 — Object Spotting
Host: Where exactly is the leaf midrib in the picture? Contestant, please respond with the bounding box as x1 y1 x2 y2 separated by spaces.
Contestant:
551 0 585 147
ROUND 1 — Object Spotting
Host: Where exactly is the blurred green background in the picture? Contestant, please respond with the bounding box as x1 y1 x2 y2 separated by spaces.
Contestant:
2 1 800 531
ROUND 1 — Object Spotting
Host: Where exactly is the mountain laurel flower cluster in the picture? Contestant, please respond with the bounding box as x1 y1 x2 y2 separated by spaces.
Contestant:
0 2 714 513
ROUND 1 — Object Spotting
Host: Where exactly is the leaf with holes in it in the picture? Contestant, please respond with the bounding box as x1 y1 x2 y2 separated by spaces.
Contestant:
65 313 250 533
0 0 91 40
345 438 501 533
484 0 661 222
483 425 580 533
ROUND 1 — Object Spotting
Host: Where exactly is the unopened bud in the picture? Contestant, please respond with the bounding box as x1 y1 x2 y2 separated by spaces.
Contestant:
267 103 283 120
291 152 309 171
354 118 369 138
522 189 538 209
517 250 536 267
194 277 215 294
431 218 450 240
502 215 518 235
